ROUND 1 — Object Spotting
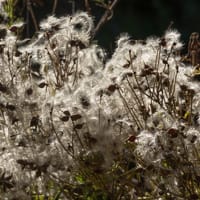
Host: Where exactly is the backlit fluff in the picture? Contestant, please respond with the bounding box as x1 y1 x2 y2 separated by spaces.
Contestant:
0 10 200 199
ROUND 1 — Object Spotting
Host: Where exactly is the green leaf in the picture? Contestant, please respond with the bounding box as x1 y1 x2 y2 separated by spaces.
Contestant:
32 195 45 200
76 174 85 184
183 111 190 119
53 191 62 200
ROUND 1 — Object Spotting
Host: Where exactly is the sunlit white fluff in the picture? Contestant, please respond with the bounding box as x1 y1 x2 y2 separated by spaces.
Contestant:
164 29 183 51
135 130 163 163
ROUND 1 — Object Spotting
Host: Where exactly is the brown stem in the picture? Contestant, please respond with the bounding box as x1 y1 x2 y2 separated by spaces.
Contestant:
49 106 74 157
27 0 39 32
84 0 91 14
117 87 143 130
93 0 120 37
52 0 58 14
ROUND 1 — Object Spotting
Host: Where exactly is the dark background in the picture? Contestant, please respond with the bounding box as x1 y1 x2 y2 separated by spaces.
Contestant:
103 0 200 49
10 0 200 49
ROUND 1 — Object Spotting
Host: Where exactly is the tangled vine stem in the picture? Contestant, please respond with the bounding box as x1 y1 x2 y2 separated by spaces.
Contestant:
26 0 38 32
0 5 200 199
52 0 58 14
92 0 120 38
84 0 91 15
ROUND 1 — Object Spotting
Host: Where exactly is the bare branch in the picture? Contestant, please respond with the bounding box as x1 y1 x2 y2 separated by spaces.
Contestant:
92 0 120 38
84 0 92 15
27 0 39 32
52 0 58 14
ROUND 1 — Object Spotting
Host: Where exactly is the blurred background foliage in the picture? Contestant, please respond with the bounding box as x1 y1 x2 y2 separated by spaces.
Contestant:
1 0 200 49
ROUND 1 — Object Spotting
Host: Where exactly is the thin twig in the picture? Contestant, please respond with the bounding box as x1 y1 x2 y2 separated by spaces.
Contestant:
92 0 120 37
69 0 75 14
27 0 39 32
52 0 58 14
117 87 143 130
84 0 91 15
49 106 74 157
26 0 30 37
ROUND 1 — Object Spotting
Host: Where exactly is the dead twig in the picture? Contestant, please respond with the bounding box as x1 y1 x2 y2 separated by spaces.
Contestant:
52 0 58 14
27 0 39 32
84 0 91 15
92 0 120 38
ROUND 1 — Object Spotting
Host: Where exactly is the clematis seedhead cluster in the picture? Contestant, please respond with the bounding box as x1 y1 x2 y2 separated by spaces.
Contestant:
0 11 200 199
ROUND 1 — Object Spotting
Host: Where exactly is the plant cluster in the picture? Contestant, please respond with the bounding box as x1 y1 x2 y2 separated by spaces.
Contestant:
0 10 200 200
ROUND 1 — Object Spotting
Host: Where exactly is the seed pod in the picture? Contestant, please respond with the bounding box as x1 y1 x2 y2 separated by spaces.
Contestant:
74 123 84 129
0 27 7 39
123 63 130 68
6 104 16 111
162 59 168 65
80 96 90 108
160 38 166 46
12 117 19 125
60 116 69 122
180 84 188 91
107 84 118 93
30 116 39 127
70 40 86 49
162 77 170 87
127 135 136 142
0 83 8 93
30 60 41 73
38 82 47 88
26 88 33 95
0 103 5 109
187 89 195 97
71 114 82 121
63 110 70 116
166 128 179 138
190 135 197 143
